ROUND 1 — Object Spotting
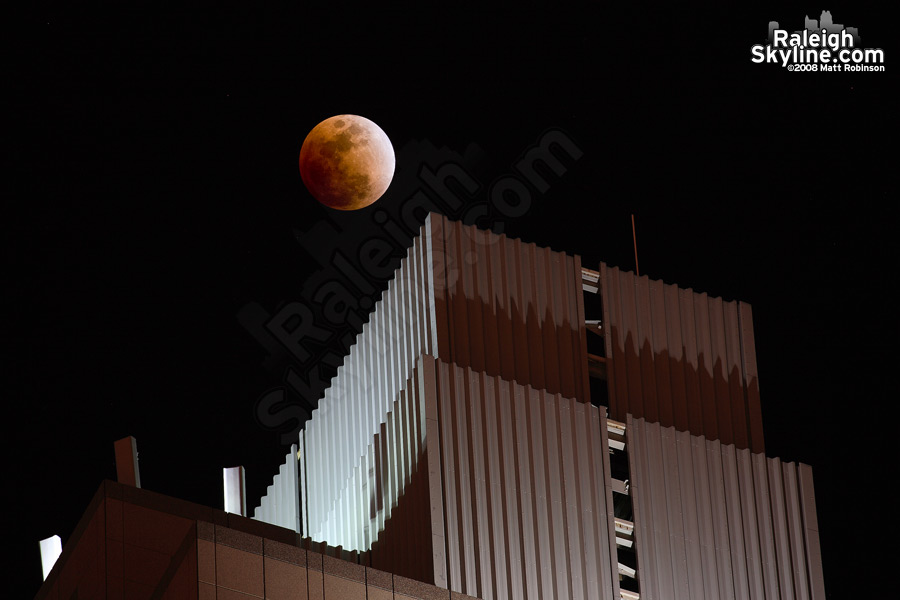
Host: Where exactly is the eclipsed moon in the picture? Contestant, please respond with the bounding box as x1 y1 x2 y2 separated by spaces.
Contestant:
298 115 395 211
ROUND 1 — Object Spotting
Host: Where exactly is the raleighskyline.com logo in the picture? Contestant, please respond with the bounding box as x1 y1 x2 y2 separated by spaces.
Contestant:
751 10 885 71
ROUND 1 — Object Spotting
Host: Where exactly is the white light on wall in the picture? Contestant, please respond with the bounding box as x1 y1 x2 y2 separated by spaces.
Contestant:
39 535 62 580
223 466 246 516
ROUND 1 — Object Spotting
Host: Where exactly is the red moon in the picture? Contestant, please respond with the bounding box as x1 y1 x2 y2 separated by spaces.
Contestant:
298 115 395 211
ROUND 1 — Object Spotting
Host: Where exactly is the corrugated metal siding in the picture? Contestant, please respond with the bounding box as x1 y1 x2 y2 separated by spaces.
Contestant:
301 213 589 554
601 264 765 452
367 412 436 586
428 214 590 403
301 218 437 548
252 444 300 533
428 355 618 600
627 416 825 600
300 352 618 598
302 362 428 555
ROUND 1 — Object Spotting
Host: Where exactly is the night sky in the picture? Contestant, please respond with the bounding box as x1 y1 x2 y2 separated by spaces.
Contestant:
10 2 897 597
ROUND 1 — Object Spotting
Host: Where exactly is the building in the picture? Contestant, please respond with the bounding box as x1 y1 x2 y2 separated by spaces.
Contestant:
36 213 825 599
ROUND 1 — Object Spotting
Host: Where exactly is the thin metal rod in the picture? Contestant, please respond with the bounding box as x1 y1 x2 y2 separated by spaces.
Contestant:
631 214 640 276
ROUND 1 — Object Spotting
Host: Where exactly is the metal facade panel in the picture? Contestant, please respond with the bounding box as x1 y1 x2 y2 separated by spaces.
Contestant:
752 452 780 600
636 275 658 423
469 368 494 596
724 303 749 450
676 430 707 600
679 288 704 437
516 383 542 598
252 444 300 533
782 463 810 600
426 356 617 600
581 400 606 600
278 215 589 595
711 297 736 444
735 448 764 599
429 215 589 401
301 224 438 549
296 215 589 555
766 457 796 600
498 378 525 600
303 363 430 553
738 303 765 453
527 383 554 598
543 390 570 599
602 263 624 420
690 433 722 599
695 292 720 444
484 376 510 600
600 264 765 452
798 464 826 600
628 417 825 600
452 363 479 592
651 280 674 427
647 421 676 593
626 416 654 600
596 402 621 600
662 427 690 600
665 284 690 432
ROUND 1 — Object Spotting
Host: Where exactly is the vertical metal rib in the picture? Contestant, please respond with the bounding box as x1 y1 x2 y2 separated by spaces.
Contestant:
628 416 825 600
601 264 766 453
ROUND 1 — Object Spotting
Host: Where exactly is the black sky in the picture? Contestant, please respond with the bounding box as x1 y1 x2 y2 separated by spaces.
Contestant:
9 2 898 597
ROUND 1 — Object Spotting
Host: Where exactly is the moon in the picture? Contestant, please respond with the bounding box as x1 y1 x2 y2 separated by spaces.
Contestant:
298 115 395 211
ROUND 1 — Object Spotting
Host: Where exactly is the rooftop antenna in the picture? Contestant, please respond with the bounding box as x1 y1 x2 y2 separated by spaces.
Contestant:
631 214 640 276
